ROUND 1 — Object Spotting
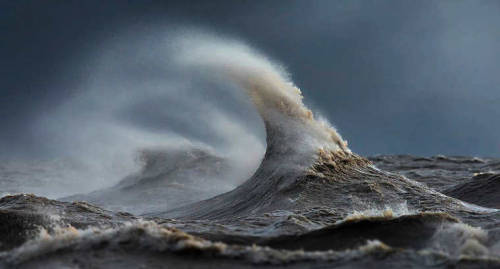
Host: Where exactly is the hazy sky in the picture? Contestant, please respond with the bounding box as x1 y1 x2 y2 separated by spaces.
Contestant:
2 0 500 157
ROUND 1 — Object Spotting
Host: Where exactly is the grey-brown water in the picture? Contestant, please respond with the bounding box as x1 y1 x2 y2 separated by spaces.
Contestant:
1 154 499 268
0 35 499 268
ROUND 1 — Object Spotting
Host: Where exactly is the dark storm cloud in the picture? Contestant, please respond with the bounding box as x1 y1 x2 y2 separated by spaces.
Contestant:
2 0 500 157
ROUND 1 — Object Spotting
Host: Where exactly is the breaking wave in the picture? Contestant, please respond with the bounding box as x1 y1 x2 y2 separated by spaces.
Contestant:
1 30 499 268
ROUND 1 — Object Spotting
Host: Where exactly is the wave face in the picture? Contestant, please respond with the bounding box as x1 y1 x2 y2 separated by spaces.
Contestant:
154 34 490 221
443 173 500 208
1 31 499 268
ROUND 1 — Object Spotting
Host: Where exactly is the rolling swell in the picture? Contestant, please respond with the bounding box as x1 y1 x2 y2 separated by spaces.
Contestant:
188 213 458 251
443 173 500 208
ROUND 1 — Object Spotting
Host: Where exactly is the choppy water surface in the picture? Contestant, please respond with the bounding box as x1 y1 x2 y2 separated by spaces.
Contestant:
0 34 498 268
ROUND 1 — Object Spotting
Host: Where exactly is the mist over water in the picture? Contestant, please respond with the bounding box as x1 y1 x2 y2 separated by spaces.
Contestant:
1 25 499 269
4 28 282 198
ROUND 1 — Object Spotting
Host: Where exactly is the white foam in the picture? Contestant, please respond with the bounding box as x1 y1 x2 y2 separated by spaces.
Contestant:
430 223 492 258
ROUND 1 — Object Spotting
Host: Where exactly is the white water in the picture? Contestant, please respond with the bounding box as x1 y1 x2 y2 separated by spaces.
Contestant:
3 28 352 201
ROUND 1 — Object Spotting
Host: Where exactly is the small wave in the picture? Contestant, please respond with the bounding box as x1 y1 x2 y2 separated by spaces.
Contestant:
444 173 500 209
2 218 498 268
62 147 235 214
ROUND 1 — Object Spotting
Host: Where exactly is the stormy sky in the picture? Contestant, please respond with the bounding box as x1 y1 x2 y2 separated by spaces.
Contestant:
2 0 500 158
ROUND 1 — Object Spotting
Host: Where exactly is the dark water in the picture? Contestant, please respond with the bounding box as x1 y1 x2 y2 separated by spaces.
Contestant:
0 152 499 268
0 35 499 268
